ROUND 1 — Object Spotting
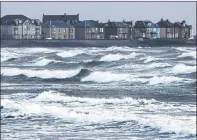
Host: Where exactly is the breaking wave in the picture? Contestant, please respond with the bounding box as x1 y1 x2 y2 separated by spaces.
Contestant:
171 64 196 74
2 91 196 137
29 57 61 66
81 71 131 83
56 50 84 58
100 52 139 62
178 51 196 59
148 76 183 85
1 68 81 79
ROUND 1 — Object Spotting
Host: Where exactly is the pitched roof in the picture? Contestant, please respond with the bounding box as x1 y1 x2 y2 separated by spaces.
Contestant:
43 13 79 23
74 20 101 27
173 22 183 28
157 19 173 28
42 21 73 28
105 21 129 28
1 15 29 25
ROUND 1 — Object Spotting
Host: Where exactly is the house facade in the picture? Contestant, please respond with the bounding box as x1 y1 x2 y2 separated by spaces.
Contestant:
42 21 75 39
104 21 131 39
74 20 104 40
1 15 42 39
43 13 79 25
157 19 174 38
133 20 160 39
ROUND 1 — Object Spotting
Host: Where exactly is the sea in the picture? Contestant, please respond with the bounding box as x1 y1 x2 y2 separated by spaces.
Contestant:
1 46 196 140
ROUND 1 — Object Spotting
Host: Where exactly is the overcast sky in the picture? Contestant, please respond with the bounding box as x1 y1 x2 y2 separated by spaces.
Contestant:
1 2 196 34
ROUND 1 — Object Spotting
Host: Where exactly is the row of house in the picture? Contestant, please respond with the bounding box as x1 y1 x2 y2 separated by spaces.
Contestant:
0 13 193 40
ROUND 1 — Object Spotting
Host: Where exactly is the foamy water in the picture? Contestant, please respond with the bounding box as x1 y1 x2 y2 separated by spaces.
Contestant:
1 46 196 140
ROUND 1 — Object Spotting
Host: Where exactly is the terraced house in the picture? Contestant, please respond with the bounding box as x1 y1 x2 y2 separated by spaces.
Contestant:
104 20 132 39
133 20 160 39
1 15 41 39
74 20 105 39
42 21 75 39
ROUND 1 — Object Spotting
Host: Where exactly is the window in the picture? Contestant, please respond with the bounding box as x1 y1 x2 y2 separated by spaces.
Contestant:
59 29 61 32
64 29 66 33
64 34 67 39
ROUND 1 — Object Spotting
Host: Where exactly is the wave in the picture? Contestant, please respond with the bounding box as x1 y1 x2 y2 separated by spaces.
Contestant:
28 57 61 66
100 52 139 62
148 76 183 85
146 63 172 69
81 71 131 83
171 64 196 74
56 50 84 58
178 51 196 59
1 68 81 79
140 56 161 63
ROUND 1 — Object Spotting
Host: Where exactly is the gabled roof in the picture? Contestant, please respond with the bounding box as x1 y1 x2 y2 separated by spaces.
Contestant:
42 21 73 28
173 22 183 28
157 19 173 28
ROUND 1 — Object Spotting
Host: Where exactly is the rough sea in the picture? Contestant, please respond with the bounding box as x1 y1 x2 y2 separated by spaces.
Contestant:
1 46 196 140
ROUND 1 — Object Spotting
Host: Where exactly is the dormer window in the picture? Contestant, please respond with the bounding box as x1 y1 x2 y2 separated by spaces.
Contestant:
19 20 22 24
32 20 35 24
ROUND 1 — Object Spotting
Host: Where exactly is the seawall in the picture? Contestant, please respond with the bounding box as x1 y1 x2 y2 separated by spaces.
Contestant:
1 39 196 48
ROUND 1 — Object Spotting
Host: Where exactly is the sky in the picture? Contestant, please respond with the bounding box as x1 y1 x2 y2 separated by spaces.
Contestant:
1 2 196 34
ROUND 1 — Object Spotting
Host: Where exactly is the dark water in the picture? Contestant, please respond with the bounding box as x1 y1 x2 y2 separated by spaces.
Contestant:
1 46 196 140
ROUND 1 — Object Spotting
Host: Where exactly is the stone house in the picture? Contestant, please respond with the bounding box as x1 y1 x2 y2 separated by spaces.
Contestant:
42 21 75 39
1 15 41 39
157 19 174 38
74 20 104 39
104 20 131 39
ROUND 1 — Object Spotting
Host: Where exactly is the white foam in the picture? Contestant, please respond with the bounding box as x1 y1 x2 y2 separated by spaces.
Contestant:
141 56 159 63
1 50 19 62
146 63 172 69
178 51 196 59
2 91 196 136
1 68 81 79
149 76 183 85
100 52 139 62
171 64 196 74
56 50 84 58
81 71 131 83
29 57 61 66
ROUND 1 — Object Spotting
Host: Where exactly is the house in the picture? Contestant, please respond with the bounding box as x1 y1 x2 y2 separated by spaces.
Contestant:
1 15 41 39
123 21 133 39
157 18 174 38
74 20 104 40
133 20 160 39
42 21 75 39
173 22 184 38
104 20 130 39
42 13 79 25
185 24 193 39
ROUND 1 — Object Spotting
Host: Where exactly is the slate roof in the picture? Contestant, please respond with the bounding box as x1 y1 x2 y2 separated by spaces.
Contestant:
157 19 173 28
43 13 79 24
105 21 129 28
74 20 102 27
42 21 73 28
1 15 29 25
173 22 184 28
